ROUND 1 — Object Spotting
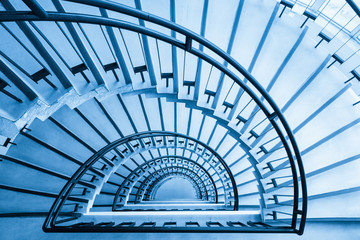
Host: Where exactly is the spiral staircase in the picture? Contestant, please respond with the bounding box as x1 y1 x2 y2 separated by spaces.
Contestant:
0 0 360 239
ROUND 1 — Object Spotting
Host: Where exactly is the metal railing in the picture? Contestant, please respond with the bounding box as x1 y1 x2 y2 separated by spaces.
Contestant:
0 0 307 234
113 156 218 209
43 131 239 230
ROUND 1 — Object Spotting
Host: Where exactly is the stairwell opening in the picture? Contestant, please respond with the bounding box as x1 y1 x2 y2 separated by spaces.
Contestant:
153 177 198 201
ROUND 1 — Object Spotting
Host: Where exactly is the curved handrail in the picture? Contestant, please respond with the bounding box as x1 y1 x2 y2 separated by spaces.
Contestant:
146 174 205 202
136 167 210 202
146 174 204 201
0 0 307 234
26 10 308 234
43 131 238 230
0 12 307 231
66 1 307 233
112 155 218 210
